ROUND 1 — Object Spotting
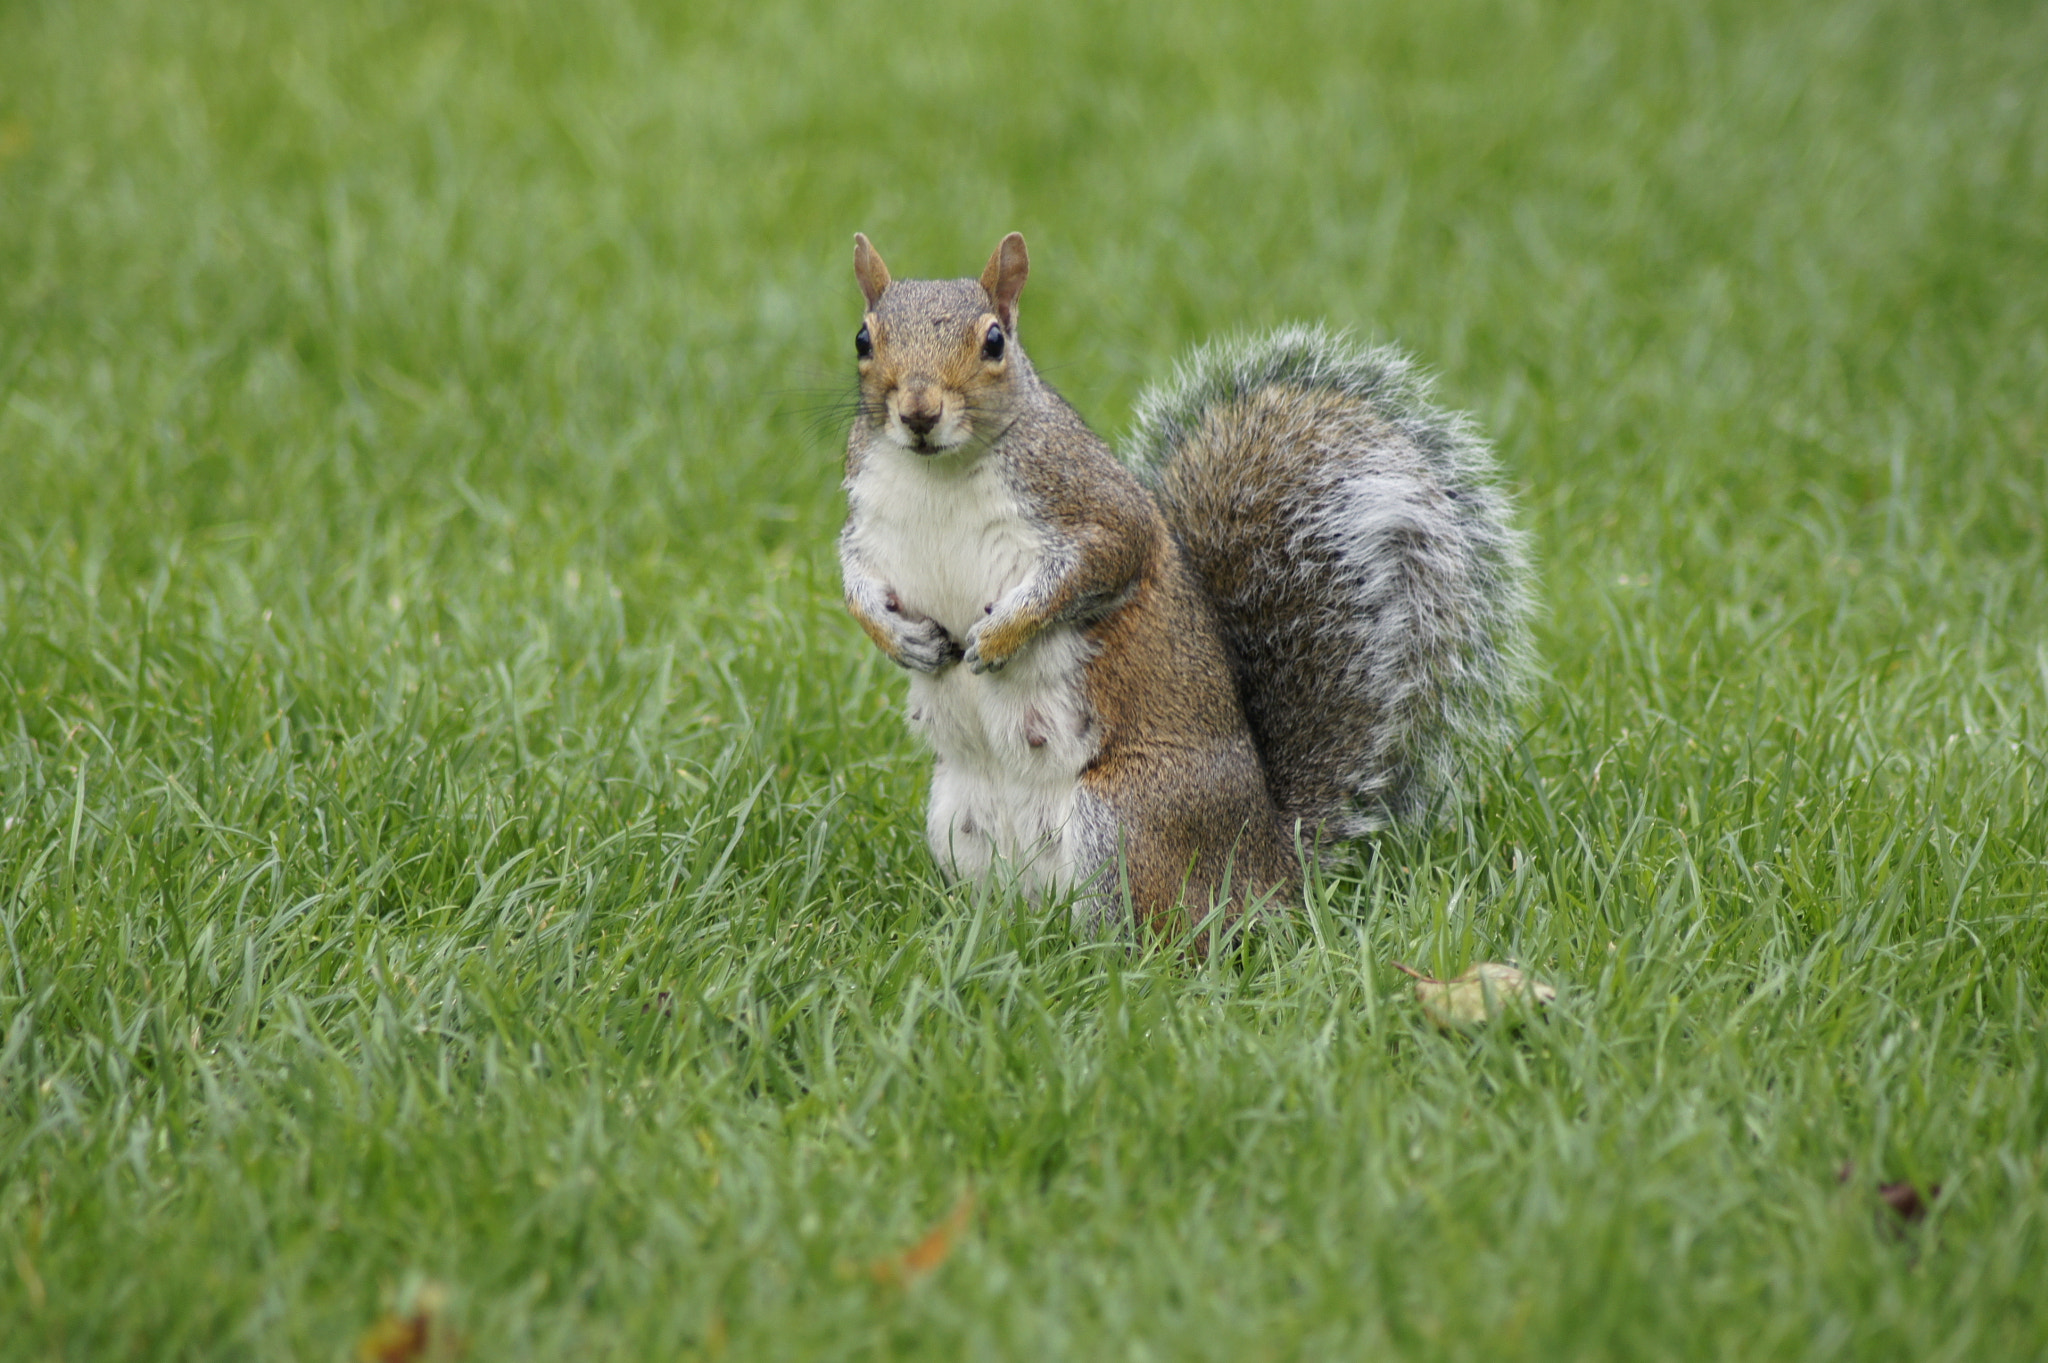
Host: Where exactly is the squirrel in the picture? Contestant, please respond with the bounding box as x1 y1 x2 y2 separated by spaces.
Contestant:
838 232 1533 935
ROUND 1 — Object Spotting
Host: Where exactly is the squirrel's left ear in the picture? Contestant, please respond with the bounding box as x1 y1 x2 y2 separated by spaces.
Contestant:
979 233 1029 332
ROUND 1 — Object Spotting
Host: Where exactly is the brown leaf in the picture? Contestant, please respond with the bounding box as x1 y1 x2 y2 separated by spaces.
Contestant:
356 1283 458 1363
1394 961 1557 1028
867 1190 976 1286
1837 1162 1942 1232
1878 1180 1939 1224
356 1313 430 1363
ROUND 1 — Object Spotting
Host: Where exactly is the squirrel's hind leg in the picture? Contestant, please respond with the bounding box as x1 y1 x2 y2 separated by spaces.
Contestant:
1060 788 1128 935
1080 762 1300 937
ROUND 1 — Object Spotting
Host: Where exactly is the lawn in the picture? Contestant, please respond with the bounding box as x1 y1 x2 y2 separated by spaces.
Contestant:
3 0 2045 1357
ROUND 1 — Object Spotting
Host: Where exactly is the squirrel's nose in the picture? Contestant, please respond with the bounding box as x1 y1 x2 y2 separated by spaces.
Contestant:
899 400 941 438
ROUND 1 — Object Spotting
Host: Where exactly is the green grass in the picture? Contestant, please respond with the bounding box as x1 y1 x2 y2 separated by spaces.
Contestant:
3 0 2046 1357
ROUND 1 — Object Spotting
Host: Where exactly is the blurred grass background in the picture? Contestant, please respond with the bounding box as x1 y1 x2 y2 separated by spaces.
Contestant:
2 0 2045 1358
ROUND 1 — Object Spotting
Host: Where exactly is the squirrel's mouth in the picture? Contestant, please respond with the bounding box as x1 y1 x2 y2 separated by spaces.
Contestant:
899 427 965 457
886 399 979 455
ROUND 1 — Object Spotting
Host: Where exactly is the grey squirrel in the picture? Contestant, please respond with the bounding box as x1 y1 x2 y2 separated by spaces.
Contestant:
838 232 1533 933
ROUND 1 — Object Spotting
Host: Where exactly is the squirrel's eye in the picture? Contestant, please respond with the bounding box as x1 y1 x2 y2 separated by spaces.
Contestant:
855 324 873 360
982 324 1005 361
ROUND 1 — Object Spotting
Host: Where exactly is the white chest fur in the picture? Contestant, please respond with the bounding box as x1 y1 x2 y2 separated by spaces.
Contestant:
844 439 1107 900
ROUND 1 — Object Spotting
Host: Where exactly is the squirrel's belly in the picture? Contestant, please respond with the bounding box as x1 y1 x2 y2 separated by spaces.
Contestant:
847 451 1044 639
909 626 1109 901
850 450 1114 901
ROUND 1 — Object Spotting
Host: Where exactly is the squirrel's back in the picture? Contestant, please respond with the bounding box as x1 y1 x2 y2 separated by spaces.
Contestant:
1124 324 1533 841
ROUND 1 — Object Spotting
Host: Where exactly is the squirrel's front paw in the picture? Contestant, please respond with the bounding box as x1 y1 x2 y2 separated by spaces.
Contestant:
892 616 965 673
848 585 964 673
963 610 1029 674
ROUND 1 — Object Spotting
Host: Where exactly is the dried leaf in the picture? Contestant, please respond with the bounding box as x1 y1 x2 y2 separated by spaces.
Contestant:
356 1313 430 1363
1394 961 1557 1028
356 1283 457 1363
1878 1181 1938 1223
867 1190 976 1286
1836 1162 1942 1234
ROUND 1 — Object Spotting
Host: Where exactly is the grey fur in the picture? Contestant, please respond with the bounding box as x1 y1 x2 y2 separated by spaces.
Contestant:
1123 324 1535 839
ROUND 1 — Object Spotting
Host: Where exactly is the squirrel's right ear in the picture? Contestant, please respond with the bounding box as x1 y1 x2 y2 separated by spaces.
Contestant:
853 233 891 309
979 233 1028 332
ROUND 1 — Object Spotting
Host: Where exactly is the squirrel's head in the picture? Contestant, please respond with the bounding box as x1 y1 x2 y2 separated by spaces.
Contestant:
850 232 1030 457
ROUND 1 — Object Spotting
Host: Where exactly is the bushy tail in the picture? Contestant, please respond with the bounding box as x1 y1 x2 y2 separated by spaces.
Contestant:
1123 325 1534 840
